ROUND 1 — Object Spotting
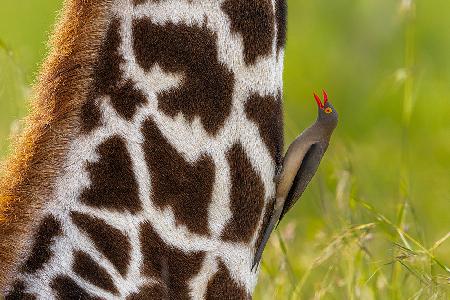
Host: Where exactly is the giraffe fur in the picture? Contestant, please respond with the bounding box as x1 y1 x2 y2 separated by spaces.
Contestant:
0 0 287 298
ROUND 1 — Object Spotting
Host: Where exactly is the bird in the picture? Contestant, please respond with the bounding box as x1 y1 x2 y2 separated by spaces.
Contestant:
252 90 338 269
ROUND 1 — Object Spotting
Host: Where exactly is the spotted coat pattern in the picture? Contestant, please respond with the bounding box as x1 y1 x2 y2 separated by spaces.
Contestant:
4 0 286 298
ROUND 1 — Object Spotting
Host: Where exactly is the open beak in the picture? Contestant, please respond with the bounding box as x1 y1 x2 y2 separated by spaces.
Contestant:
313 89 328 109
314 92 324 109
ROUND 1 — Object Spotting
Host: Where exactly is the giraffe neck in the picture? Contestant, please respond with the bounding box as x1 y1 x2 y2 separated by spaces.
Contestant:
1 0 286 298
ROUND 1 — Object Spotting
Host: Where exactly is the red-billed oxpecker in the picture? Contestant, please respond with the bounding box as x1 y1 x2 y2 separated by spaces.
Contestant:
253 90 338 269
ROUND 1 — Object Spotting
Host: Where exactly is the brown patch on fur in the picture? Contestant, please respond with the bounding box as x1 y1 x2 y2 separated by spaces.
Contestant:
275 0 288 52
73 250 118 295
80 18 122 132
5 281 36 300
81 136 141 212
222 0 275 65
109 80 147 120
51 275 100 300
126 284 167 300
133 19 234 135
0 0 113 289
133 0 152 5
245 93 284 169
205 260 250 300
82 18 146 132
80 92 103 133
21 215 62 274
140 222 205 300
71 212 131 277
93 18 123 96
142 118 214 235
221 143 265 243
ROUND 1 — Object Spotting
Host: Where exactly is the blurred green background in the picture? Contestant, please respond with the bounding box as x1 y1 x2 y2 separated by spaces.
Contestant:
0 0 449 299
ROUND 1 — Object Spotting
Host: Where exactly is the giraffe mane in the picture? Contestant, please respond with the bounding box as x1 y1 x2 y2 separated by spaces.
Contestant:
0 0 113 289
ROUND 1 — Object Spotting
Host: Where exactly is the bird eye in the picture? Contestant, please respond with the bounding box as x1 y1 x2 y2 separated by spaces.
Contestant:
325 107 332 114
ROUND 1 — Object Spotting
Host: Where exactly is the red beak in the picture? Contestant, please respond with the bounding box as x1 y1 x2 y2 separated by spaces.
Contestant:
323 89 328 105
314 92 324 109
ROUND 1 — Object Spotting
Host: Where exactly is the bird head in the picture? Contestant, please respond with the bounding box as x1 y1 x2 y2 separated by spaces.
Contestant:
314 90 338 130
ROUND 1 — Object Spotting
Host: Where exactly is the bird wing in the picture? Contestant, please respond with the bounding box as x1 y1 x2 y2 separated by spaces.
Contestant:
252 139 319 270
279 141 327 221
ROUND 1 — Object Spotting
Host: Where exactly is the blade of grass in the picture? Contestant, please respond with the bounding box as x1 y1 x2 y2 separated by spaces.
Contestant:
358 200 450 274
290 223 375 299
276 231 298 289
428 232 450 253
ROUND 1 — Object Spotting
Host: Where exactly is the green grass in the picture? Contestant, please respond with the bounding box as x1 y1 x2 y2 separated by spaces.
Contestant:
255 1 449 298
1 0 449 299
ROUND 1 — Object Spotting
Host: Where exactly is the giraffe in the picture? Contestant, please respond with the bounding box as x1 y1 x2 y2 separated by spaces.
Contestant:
0 0 287 298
